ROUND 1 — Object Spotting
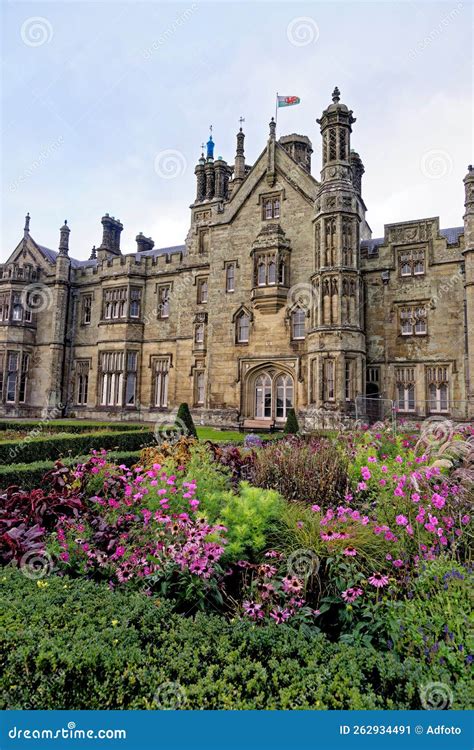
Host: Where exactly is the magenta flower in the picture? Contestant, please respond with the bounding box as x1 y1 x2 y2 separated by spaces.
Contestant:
431 493 446 510
342 587 363 602
461 514 470 524
392 559 403 568
396 514 408 526
343 546 357 556
361 467 371 481
311 504 321 512
368 572 389 588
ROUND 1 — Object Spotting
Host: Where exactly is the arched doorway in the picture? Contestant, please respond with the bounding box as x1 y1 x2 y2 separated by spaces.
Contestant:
249 368 295 423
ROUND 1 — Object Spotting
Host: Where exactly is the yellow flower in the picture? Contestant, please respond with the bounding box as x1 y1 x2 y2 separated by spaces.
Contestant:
36 580 48 588
111 619 119 627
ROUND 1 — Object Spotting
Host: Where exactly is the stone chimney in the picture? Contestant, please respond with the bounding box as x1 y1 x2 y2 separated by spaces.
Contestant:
279 134 313 174
99 214 123 256
136 232 154 253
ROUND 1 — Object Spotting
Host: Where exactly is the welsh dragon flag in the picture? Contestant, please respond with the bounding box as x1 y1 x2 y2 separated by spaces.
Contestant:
277 95 301 107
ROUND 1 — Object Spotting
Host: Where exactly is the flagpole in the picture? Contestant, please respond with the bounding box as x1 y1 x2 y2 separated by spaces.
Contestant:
275 92 278 131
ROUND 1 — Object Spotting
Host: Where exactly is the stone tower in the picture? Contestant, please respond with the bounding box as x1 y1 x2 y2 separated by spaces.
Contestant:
47 221 71 414
308 88 366 412
463 164 474 418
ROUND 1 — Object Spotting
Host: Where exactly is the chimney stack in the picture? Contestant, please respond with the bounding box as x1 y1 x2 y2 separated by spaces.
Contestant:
99 214 123 255
136 232 154 253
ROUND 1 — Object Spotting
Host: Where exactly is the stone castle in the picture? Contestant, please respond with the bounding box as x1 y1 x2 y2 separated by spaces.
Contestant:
1 88 473 427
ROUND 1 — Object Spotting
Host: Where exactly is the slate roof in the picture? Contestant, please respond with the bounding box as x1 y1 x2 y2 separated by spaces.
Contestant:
440 227 464 245
33 242 186 269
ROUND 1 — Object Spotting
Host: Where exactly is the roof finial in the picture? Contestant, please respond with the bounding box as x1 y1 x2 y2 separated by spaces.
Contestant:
239 116 245 132
24 212 30 237
89 245 97 260
59 219 70 256
332 86 340 103
206 126 214 160
269 116 276 139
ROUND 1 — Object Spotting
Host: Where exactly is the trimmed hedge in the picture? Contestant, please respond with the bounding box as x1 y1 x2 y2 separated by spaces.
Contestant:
0 419 147 433
0 450 142 490
0 570 469 710
0 429 155 466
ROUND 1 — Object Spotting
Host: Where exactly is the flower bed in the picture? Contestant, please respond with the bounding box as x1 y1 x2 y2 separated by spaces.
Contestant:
1 422 472 710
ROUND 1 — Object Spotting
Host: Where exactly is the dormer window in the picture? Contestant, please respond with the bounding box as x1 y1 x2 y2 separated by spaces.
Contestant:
263 197 280 220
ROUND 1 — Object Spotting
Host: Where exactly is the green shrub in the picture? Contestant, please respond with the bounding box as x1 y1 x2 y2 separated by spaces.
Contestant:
251 437 348 506
1 568 470 710
215 482 285 562
176 403 197 439
283 408 299 434
384 559 473 680
0 429 154 465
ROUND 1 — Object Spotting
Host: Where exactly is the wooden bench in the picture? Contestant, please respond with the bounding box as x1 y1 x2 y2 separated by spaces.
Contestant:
242 419 275 433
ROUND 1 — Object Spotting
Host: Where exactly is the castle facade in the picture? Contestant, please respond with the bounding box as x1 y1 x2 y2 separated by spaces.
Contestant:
1 89 473 428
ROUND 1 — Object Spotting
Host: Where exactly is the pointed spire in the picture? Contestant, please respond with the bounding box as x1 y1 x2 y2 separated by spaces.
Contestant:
206 126 214 160
24 212 30 238
332 86 340 103
89 245 97 260
58 219 70 256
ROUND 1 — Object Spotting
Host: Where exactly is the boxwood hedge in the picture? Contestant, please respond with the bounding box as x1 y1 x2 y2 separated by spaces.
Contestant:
0 569 469 710
0 450 142 490
0 419 147 433
0 429 155 465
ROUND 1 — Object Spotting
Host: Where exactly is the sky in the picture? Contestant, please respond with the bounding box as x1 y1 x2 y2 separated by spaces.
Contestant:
1 0 472 261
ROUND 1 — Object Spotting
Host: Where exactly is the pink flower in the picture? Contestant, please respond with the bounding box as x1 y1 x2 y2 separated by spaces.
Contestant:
321 530 342 541
311 504 321 512
411 493 420 503
405 524 414 536
394 486 404 497
343 546 357 556
342 586 363 603
381 465 388 473
368 456 377 463
361 467 371 481
357 482 367 491
368 572 389 588
431 493 446 510
392 559 403 568
461 514 470 524
396 514 408 526
395 456 403 464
